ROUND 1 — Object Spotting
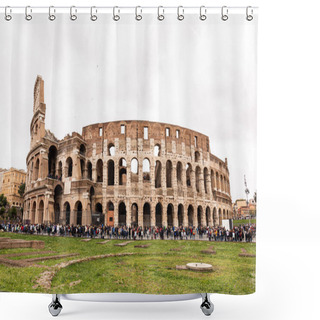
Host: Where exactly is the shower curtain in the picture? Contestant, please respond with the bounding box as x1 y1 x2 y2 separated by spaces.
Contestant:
0 6 257 295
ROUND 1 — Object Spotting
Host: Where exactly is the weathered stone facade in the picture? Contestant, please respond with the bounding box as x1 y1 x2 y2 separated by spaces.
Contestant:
23 76 232 227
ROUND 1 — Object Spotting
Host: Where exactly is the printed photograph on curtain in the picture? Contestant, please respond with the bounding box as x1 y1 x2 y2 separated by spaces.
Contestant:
0 8 257 295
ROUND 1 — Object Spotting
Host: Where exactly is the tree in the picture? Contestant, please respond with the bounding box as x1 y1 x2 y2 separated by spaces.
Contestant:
0 206 5 217
0 194 8 207
18 183 25 198
8 207 17 219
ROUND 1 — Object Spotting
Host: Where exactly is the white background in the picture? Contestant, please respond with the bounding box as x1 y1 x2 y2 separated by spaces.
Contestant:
1 0 320 320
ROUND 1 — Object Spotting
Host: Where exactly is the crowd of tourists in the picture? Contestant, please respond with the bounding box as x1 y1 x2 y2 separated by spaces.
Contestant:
0 222 256 242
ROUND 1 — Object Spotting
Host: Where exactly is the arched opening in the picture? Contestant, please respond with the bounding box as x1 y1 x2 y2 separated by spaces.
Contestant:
154 144 160 156
79 144 86 156
80 159 85 179
66 157 73 178
119 158 127 185
54 185 63 224
38 200 44 224
206 207 210 226
223 209 226 220
195 166 201 193
213 207 217 226
143 203 151 227
93 203 103 226
178 204 184 226
156 203 162 227
31 201 36 224
64 202 71 225
186 163 192 187
167 204 174 227
131 203 138 227
34 159 40 180
143 158 151 182
221 175 224 192
216 172 220 190
29 162 34 183
166 160 172 188
219 208 222 225
76 201 82 225
211 170 215 193
187 205 194 226
48 146 58 177
195 151 200 162
107 201 114 226
108 143 115 156
204 168 209 194
118 202 126 226
57 161 63 180
197 206 203 227
87 161 92 180
177 162 182 186
107 160 115 185
131 158 139 183
96 159 103 182
155 161 162 188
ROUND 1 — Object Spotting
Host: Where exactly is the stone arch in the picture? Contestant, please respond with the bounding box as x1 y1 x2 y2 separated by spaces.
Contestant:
178 204 184 226
219 208 222 226
195 151 200 162
54 185 63 224
197 206 203 227
80 159 85 179
220 175 224 192
107 160 115 185
64 202 71 225
155 160 162 188
211 169 215 193
155 203 162 227
87 161 92 180
118 202 126 226
34 158 40 180
143 203 151 227
176 161 183 186
213 207 218 226
216 172 220 190
107 201 114 226
31 201 36 224
38 200 44 224
131 203 138 227
167 203 174 227
223 209 226 220
79 144 86 156
204 167 209 194
166 160 172 188
206 206 211 226
93 202 103 226
186 163 192 187
143 158 151 182
131 158 139 183
96 159 103 182
75 201 83 225
154 144 160 156
108 143 115 156
66 157 73 178
119 158 127 185
195 166 201 193
48 145 58 177
187 205 194 226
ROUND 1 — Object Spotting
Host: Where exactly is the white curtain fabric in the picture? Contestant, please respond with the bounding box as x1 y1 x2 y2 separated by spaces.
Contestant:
0 10 257 199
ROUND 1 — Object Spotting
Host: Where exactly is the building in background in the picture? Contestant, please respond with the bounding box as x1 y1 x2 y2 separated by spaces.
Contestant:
0 168 26 208
233 198 256 219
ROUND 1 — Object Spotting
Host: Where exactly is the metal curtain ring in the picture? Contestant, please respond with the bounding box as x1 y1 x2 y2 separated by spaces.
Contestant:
25 6 32 21
246 6 253 21
113 6 120 21
5 6 12 21
90 6 97 21
177 6 184 21
221 6 228 21
135 6 142 21
200 6 207 21
157 6 164 21
49 6 56 21
70 6 77 21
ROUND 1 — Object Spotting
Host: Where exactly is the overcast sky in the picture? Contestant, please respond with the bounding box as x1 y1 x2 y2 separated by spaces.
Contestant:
0 12 257 201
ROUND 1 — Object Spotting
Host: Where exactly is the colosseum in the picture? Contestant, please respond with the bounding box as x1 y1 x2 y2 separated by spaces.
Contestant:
23 76 233 228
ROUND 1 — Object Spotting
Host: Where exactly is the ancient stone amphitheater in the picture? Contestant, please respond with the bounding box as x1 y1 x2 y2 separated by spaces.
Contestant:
23 76 232 228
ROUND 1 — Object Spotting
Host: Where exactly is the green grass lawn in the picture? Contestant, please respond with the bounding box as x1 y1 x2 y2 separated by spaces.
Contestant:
0 233 255 295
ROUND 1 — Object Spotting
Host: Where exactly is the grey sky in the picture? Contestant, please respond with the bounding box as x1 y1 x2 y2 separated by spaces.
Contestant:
0 12 257 201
